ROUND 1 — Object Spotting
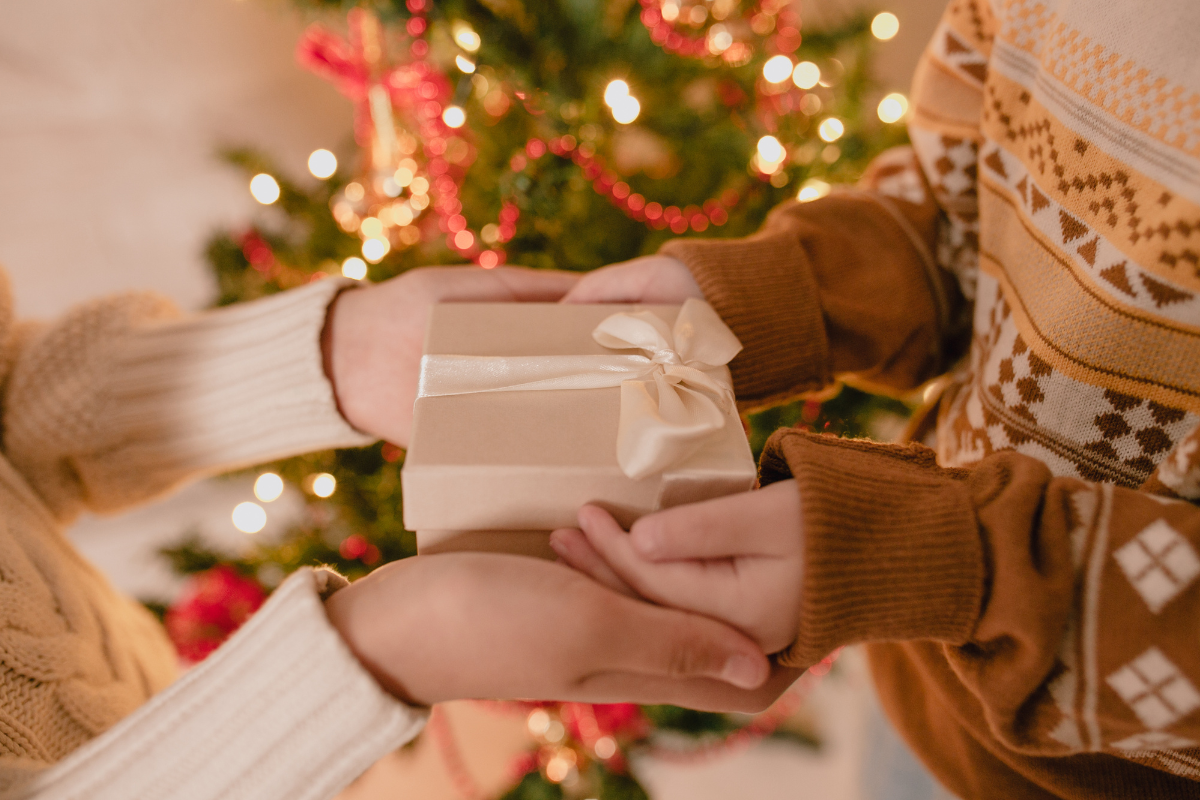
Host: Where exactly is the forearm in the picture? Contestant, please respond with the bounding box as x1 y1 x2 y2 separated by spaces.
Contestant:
660 177 960 410
6 568 426 800
3 280 371 519
765 428 1200 756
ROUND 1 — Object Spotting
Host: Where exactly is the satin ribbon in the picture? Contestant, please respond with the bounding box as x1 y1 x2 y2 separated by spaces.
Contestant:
417 299 743 480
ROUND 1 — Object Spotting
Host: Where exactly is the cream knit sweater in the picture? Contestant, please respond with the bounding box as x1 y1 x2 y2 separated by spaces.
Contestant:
0 272 425 799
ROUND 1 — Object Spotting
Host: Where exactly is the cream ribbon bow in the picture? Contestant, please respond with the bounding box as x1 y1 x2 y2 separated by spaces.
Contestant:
416 299 743 479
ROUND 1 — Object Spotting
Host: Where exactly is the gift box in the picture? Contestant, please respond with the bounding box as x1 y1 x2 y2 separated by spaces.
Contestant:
401 300 757 557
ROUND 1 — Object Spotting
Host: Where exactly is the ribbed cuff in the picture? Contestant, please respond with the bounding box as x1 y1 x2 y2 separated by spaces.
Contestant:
761 430 985 668
660 225 829 410
102 279 372 481
14 568 426 800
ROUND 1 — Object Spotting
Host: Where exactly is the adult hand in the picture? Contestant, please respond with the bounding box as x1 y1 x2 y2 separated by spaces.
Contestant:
324 266 578 448
549 480 804 655
324 552 797 712
560 255 702 304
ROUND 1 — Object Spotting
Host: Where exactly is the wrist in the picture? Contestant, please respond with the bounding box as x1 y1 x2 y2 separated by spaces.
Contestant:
324 573 428 707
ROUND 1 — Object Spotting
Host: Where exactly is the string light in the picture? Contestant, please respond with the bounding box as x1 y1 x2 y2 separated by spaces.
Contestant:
342 257 368 280
360 217 384 238
610 95 640 124
455 55 476 74
818 117 845 142
871 12 899 40
706 25 733 54
362 238 390 262
442 105 466 128
797 178 831 202
762 55 793 83
792 61 820 90
756 135 785 163
307 149 337 179
232 502 267 534
877 92 909 123
594 736 617 759
452 22 481 52
253 473 284 502
605 80 640 124
603 80 630 107
308 473 337 498
249 174 280 205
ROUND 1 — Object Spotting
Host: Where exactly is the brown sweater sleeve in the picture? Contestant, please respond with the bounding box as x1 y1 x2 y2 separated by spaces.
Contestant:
763 428 1200 764
660 159 961 411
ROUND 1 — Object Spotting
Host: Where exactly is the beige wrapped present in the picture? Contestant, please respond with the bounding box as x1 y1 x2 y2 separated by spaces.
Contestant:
401 300 757 557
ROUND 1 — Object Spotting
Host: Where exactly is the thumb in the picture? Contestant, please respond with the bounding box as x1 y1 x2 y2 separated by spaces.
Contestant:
604 596 770 689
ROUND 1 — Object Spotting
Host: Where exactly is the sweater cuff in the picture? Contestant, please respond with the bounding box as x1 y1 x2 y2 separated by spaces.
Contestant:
659 228 829 409
16 568 426 800
107 278 373 475
760 430 985 668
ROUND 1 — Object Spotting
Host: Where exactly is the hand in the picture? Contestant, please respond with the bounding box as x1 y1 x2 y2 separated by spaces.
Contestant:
549 480 804 655
325 266 579 448
324 552 798 712
560 255 702 304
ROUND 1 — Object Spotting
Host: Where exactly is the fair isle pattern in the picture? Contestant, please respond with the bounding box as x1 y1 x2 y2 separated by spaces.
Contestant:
979 71 1200 294
979 139 1200 326
936 273 1198 486
906 0 1200 789
995 0 1200 157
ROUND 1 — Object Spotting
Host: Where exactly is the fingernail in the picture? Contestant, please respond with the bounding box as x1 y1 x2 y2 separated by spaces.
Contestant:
721 654 765 689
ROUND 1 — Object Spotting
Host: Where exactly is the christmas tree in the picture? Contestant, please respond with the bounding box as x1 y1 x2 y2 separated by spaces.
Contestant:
157 2 914 797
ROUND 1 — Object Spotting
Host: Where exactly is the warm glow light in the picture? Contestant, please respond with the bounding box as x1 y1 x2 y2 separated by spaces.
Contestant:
362 238 390 263
254 473 284 502
762 55 794 84
394 167 414 187
792 61 820 90
455 55 476 74
410 176 430 195
310 473 337 498
610 95 640 124
756 135 785 164
249 173 280 204
453 23 481 52
797 178 832 202
871 12 900 40
359 217 384 239
707 25 733 54
342 257 368 280
232 502 267 534
818 117 845 142
877 92 909 123
527 710 551 736
603 80 630 107
307 149 337 179
454 230 475 249
594 736 617 759
442 105 466 128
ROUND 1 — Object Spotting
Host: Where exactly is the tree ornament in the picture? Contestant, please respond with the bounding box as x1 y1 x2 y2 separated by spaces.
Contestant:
297 8 467 259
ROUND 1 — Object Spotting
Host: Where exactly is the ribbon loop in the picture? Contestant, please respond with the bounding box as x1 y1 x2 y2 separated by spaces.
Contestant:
416 299 742 479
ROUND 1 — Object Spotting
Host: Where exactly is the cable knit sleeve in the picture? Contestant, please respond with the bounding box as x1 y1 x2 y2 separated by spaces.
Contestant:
5 568 427 800
2 279 372 521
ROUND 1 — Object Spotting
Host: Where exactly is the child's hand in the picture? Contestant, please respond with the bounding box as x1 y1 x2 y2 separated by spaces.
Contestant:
560 255 702 304
325 265 579 448
324 552 798 711
549 481 803 655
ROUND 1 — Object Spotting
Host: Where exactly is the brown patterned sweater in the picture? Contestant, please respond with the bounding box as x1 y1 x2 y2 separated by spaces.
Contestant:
659 1 1200 797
